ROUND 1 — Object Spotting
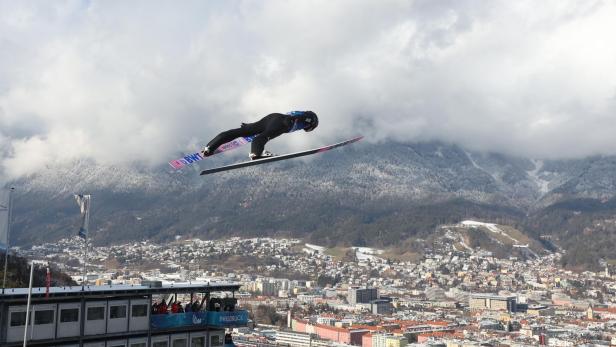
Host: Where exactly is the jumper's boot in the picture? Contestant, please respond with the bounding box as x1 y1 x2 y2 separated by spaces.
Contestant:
249 150 275 160
200 146 213 157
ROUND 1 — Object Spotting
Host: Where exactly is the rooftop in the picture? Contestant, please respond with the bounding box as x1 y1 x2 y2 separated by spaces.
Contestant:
470 293 516 300
0 281 241 301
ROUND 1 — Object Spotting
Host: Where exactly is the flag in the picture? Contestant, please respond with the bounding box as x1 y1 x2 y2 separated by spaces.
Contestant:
45 267 51 298
74 194 91 239
0 188 10 250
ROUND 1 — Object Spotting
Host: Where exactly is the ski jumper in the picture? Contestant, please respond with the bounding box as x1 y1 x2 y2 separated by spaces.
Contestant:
206 112 315 156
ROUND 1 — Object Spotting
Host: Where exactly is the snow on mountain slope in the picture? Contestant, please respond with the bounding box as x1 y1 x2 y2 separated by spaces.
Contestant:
527 160 551 195
439 220 545 259
9 141 616 248
460 220 520 244
12 141 616 207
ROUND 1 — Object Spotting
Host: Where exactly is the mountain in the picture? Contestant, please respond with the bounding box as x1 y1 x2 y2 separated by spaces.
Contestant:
6 140 616 270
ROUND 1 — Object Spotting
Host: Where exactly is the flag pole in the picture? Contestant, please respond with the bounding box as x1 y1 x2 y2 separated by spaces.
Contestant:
81 195 91 290
45 265 51 298
82 235 87 290
2 187 14 293
23 261 34 347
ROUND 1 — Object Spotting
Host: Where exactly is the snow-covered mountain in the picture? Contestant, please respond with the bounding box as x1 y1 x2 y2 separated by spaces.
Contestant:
8 140 616 270
14 141 616 206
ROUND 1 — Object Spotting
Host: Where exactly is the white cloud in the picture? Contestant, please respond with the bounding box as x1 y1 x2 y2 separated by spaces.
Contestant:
1 0 616 179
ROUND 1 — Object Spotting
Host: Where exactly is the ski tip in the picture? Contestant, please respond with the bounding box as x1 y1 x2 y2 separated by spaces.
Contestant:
340 135 363 145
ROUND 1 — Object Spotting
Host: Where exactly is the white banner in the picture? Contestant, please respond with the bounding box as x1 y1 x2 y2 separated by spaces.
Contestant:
74 194 91 239
0 189 10 249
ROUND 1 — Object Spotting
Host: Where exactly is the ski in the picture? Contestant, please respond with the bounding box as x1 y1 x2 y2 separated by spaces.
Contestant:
169 136 256 170
200 136 363 176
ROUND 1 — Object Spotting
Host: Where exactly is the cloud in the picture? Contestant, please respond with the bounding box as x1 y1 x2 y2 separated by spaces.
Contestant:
1 0 616 179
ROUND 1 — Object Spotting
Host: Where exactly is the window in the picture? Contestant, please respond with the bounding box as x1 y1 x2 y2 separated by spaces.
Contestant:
191 337 205 347
210 335 222 347
132 304 148 317
109 344 126 347
152 342 168 347
34 310 54 325
10 311 27 327
172 339 187 347
131 343 146 347
110 305 127 319
87 306 105 320
60 308 79 322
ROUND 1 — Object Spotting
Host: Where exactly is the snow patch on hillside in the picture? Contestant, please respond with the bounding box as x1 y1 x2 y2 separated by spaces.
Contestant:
444 228 475 252
527 160 551 194
465 151 499 183
459 238 473 252
351 246 385 262
351 246 384 255
354 248 385 263
304 243 325 253
459 220 520 244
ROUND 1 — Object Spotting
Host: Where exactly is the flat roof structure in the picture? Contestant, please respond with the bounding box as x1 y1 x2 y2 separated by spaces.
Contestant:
0 282 242 302
0 282 248 347
469 294 516 300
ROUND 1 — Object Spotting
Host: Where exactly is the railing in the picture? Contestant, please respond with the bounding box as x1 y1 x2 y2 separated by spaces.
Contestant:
151 310 249 329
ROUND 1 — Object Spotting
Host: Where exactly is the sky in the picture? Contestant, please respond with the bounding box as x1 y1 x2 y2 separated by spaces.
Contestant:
1 0 616 179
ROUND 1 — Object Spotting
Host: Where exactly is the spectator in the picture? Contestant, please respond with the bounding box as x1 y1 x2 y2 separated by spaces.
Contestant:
192 300 200 312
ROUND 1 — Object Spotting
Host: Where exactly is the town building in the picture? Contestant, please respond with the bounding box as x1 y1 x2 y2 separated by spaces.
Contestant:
469 294 517 312
348 287 378 304
275 331 330 347
370 300 393 315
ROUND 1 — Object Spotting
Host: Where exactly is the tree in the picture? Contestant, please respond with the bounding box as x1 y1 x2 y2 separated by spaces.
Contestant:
316 274 340 287
251 304 284 326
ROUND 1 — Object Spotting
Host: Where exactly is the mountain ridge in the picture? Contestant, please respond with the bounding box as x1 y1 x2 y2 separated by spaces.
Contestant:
6 140 616 270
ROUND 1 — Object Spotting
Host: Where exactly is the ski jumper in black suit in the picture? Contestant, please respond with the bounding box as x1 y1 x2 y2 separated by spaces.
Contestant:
205 111 318 157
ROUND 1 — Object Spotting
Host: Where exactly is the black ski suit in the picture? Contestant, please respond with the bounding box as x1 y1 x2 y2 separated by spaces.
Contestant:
207 113 310 156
